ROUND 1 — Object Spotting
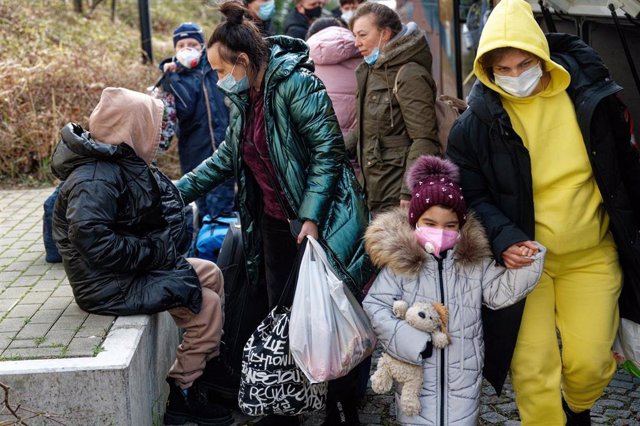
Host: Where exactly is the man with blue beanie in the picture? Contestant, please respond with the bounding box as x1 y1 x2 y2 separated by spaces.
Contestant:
159 22 235 233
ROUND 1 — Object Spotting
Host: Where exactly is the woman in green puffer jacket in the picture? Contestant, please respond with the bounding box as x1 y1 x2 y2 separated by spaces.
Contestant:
175 3 375 424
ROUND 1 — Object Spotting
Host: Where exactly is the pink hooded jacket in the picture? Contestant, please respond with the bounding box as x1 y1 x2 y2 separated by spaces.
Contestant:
307 27 361 137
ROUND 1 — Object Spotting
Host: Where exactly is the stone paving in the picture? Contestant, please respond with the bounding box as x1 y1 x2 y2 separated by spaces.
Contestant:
233 356 640 426
1 188 639 425
0 188 114 361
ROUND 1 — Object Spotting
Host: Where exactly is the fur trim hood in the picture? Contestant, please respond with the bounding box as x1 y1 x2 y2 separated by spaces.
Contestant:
374 22 432 71
365 208 492 276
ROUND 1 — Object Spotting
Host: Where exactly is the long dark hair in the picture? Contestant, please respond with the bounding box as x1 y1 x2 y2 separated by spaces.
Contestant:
207 1 270 81
306 17 346 40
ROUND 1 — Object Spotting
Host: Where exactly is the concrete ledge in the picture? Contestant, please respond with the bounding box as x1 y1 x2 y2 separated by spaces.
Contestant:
0 311 179 425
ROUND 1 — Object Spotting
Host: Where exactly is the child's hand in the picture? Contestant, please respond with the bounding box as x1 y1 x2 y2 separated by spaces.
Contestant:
519 241 539 257
163 62 178 73
502 240 538 269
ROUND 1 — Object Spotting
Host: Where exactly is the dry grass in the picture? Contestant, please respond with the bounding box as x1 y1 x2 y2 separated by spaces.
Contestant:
0 0 220 187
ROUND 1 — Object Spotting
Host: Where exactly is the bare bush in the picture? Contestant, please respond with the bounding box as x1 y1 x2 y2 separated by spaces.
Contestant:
1 381 67 425
0 0 218 185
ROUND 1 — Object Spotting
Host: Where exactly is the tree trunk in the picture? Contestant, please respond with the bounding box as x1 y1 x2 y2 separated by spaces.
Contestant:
73 0 83 13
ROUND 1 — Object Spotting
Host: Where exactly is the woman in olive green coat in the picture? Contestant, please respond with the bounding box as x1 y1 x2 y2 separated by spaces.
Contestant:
350 3 440 213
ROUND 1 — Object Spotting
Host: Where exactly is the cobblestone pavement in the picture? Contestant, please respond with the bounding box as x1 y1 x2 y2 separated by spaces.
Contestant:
1 189 639 425
0 188 114 361
227 356 640 426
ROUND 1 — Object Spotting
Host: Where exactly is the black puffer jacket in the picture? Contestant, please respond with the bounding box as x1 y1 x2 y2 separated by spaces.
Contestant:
447 33 640 393
51 123 202 316
283 9 309 39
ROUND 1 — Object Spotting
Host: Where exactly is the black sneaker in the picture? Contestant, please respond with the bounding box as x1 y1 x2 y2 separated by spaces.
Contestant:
197 352 241 400
562 398 591 426
322 399 360 426
164 378 233 426
254 414 303 425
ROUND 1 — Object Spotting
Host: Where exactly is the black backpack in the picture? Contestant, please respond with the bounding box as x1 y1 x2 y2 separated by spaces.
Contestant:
217 223 269 374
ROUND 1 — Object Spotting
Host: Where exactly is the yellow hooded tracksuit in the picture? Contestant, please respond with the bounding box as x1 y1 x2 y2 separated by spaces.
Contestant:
473 0 622 424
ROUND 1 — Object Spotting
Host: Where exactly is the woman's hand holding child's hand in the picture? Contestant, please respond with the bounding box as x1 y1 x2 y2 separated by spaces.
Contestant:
502 240 539 269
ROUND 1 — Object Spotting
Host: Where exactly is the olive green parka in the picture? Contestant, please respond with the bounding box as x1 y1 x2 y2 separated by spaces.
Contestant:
354 22 439 213
176 36 374 296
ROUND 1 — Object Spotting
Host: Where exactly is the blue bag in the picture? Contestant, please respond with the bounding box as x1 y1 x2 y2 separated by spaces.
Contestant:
43 185 62 263
196 214 239 262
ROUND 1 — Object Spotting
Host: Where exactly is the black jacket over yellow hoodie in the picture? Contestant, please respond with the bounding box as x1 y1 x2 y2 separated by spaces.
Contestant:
447 0 640 394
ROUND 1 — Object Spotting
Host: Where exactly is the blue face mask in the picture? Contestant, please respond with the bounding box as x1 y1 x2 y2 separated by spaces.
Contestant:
364 49 380 65
216 62 250 94
257 0 276 21
364 34 384 66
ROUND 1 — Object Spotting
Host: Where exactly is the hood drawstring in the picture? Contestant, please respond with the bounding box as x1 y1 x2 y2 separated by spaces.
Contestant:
384 64 394 128
201 66 217 152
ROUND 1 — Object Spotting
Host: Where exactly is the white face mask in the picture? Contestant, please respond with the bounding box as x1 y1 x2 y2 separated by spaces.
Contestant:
176 47 202 69
341 10 354 22
494 63 543 98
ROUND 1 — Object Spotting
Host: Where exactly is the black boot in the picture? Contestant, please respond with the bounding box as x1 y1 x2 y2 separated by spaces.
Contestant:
563 398 591 426
197 351 241 401
322 398 360 426
164 378 233 426
253 414 302 425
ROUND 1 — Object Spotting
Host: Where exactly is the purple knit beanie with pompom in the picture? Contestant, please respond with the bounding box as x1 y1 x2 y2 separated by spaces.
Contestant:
407 155 467 227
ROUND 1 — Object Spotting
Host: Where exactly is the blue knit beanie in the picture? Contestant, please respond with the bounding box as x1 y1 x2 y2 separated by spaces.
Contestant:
173 22 204 47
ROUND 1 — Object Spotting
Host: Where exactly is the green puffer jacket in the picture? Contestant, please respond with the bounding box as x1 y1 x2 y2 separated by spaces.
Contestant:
176 36 375 297
354 22 439 213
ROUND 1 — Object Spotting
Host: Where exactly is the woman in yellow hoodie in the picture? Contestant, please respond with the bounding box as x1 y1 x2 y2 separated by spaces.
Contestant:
447 0 640 424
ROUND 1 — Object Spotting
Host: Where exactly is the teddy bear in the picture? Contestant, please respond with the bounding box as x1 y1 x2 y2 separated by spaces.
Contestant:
370 300 450 417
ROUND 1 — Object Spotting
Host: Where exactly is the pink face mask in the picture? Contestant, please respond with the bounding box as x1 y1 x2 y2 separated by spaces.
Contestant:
414 226 460 258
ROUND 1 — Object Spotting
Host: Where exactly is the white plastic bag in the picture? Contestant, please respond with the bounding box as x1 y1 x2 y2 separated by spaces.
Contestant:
289 236 377 383
613 318 640 378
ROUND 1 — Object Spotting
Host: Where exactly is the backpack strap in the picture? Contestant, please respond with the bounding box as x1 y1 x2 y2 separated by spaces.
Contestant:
392 63 415 99
392 62 466 154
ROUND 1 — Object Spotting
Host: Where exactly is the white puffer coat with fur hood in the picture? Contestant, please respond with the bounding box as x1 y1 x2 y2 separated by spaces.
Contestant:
363 208 545 425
